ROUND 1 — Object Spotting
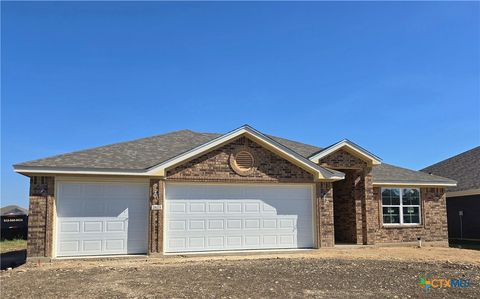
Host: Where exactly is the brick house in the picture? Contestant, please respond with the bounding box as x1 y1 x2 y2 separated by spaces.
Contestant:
14 125 456 259
421 146 480 245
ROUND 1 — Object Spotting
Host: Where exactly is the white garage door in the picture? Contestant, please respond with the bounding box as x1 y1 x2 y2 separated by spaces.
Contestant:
165 183 314 253
56 181 149 257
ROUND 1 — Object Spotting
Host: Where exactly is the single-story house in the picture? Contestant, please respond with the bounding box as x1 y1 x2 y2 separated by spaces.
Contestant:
14 125 456 259
421 146 480 244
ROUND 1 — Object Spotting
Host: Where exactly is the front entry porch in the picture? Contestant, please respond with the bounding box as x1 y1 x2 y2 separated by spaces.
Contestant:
332 168 375 245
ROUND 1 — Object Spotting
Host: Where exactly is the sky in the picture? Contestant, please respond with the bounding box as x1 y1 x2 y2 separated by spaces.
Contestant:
1 1 479 208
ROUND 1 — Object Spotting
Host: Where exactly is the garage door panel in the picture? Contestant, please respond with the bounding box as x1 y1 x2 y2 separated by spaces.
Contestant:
84 221 103 232
189 220 205 230
58 240 80 253
189 203 205 213
56 182 148 257
60 221 81 233
165 184 314 253
83 240 103 251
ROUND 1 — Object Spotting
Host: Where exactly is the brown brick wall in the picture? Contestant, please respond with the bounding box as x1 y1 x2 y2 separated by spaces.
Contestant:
149 179 164 254
27 176 55 258
319 148 376 245
374 187 448 243
167 137 314 183
332 169 358 243
315 182 334 247
319 149 368 169
360 167 375 245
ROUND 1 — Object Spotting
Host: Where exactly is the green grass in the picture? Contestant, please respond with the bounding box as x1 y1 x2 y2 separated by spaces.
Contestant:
0 239 27 254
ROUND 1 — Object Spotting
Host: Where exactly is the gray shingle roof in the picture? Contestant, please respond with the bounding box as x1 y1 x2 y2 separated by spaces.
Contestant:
373 163 456 185
15 130 218 170
14 129 455 185
421 146 480 192
15 130 322 171
1 205 28 216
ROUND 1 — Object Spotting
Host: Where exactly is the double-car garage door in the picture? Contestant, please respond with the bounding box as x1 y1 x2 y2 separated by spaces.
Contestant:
165 184 314 253
55 181 314 257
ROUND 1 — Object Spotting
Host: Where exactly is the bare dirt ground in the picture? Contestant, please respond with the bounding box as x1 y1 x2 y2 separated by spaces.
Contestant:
1 247 479 298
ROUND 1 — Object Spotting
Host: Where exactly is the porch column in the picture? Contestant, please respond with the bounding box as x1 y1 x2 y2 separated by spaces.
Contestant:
148 178 165 254
315 182 334 247
360 167 376 245
354 172 364 244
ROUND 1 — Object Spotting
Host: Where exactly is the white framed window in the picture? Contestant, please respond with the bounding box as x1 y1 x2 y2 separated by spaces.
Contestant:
381 188 421 225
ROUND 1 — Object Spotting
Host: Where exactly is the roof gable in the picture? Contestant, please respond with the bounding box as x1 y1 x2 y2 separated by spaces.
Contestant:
166 136 316 182
309 139 382 166
147 125 344 181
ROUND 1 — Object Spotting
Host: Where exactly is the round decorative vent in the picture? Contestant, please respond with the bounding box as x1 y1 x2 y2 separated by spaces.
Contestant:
230 150 255 175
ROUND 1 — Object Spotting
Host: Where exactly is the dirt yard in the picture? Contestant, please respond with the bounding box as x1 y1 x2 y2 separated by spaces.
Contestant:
1 247 479 298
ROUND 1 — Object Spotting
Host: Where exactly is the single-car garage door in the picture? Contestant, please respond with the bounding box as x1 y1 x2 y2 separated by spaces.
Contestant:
56 181 149 257
165 183 314 253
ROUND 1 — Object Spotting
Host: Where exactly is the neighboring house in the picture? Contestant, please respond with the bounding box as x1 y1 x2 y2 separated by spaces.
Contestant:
421 146 480 243
1 205 28 240
13 125 456 259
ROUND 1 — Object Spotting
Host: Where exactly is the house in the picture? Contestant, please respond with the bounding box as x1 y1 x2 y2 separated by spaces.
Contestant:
13 125 456 259
1 205 28 240
421 146 480 245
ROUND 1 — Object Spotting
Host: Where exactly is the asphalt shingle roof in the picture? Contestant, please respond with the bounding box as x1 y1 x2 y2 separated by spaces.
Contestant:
421 146 480 192
14 129 456 185
373 163 456 185
1 205 28 216
16 130 219 170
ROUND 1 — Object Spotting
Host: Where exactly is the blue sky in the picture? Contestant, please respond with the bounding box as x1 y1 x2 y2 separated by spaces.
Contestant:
2 2 479 208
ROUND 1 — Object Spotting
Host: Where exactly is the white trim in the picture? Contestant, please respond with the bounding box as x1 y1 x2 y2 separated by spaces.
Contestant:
373 182 457 187
14 166 149 176
52 177 57 258
55 176 149 184
381 187 421 226
447 188 480 197
162 248 314 256
309 140 382 165
54 254 148 260
147 125 344 181
165 181 315 188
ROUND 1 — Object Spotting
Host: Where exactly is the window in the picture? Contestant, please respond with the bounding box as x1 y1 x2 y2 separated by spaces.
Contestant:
381 188 421 225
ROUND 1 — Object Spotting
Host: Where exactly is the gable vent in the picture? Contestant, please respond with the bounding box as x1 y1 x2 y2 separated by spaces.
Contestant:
235 151 254 171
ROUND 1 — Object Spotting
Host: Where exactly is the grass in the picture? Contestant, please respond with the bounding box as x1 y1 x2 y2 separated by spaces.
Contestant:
0 239 27 254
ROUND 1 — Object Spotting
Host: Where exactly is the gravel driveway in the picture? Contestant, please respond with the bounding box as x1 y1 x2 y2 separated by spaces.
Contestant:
1 255 478 298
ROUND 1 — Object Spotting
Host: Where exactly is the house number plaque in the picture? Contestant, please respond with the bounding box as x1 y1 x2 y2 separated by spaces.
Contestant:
151 204 162 211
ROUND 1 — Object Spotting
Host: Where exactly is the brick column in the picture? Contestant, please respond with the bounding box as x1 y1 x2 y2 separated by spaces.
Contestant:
315 182 334 247
149 179 164 254
354 172 364 244
27 176 55 258
360 167 376 245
